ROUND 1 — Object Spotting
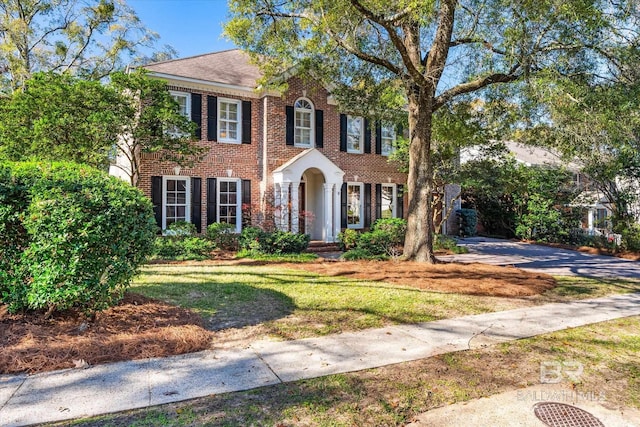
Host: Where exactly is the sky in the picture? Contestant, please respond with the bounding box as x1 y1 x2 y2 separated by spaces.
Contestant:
127 0 236 59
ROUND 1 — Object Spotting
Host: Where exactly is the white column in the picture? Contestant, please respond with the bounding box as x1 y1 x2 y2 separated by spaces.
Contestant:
333 184 342 242
588 208 594 230
323 183 334 242
290 182 299 233
280 182 290 231
274 183 281 230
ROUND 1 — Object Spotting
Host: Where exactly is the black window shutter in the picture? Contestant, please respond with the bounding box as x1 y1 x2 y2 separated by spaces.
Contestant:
364 183 372 227
242 179 251 228
339 114 347 152
191 177 202 233
341 182 347 228
375 183 382 219
207 96 217 141
397 124 404 139
151 176 163 230
375 122 382 155
364 119 372 154
191 93 202 140
285 106 294 146
242 100 251 144
206 178 217 226
315 109 324 148
397 184 404 219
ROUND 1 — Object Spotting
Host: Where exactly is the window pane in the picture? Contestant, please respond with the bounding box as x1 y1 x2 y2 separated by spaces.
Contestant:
228 181 237 192
166 206 175 217
177 193 186 204
176 206 186 218
167 180 175 191
177 180 186 191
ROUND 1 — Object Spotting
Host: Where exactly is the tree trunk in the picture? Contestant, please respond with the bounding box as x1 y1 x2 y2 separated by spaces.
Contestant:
403 89 437 263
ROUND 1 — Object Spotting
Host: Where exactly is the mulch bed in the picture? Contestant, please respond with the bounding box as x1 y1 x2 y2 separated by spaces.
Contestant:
0 293 212 375
279 260 557 297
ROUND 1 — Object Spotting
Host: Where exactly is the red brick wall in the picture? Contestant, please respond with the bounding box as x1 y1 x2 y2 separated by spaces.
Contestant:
139 76 408 231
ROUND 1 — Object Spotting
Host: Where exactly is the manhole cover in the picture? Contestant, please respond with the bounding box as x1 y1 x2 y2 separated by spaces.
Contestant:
533 402 605 427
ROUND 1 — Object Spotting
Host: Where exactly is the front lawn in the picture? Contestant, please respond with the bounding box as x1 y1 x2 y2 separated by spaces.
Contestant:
131 262 547 343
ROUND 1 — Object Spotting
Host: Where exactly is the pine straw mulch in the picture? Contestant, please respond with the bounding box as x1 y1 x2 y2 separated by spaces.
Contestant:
277 260 557 297
0 293 212 375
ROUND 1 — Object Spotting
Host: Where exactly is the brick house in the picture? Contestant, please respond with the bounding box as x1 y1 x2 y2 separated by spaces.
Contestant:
111 49 410 242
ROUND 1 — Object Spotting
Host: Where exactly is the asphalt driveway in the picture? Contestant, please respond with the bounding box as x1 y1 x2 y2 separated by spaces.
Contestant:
440 237 640 279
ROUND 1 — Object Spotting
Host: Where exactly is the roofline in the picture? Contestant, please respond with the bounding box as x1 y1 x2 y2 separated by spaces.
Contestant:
144 48 242 67
147 71 257 94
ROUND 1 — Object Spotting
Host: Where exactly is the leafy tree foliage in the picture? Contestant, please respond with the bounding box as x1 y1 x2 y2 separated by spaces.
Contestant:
109 69 203 186
0 161 157 317
522 75 640 235
0 70 202 184
225 0 638 262
0 72 122 169
0 0 167 92
460 153 580 242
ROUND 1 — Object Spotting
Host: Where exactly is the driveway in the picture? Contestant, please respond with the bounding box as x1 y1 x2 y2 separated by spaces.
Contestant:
440 237 640 279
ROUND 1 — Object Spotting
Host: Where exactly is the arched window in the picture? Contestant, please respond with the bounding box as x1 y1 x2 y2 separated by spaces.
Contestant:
294 98 314 147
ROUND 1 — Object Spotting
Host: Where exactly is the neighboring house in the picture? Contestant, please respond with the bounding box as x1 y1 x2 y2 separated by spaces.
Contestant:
460 141 613 233
110 49 408 242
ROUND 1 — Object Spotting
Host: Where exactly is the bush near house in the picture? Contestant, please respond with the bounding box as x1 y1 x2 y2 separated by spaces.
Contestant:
239 226 310 254
341 218 407 260
153 221 215 261
0 162 156 316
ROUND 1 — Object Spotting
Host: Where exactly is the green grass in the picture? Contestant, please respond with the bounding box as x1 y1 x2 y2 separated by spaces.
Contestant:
543 276 640 300
235 249 319 262
131 264 521 339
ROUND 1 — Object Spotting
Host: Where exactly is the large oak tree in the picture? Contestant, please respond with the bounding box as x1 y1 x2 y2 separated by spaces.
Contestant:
226 0 639 262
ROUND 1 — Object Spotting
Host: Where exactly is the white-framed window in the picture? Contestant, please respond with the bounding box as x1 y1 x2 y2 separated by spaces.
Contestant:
380 184 396 218
170 91 190 118
217 178 242 232
162 176 191 229
218 98 242 143
294 98 314 147
347 115 364 153
347 182 364 229
381 123 396 156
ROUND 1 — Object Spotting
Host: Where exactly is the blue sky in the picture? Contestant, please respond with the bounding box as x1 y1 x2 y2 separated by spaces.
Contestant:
128 0 236 59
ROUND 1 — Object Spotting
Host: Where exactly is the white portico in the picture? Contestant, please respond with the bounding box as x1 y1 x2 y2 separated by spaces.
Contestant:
272 149 345 242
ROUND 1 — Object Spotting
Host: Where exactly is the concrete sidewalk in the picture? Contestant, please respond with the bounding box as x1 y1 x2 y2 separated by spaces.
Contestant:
1 292 639 426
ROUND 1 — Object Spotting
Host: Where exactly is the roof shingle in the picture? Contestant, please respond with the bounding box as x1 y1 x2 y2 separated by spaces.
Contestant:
143 49 262 88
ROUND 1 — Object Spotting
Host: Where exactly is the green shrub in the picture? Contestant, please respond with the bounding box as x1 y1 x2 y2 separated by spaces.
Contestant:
164 220 197 236
0 161 157 316
356 229 394 255
153 236 214 260
337 228 359 251
341 248 388 261
371 218 406 245
239 226 264 250
206 222 238 250
257 230 310 254
618 223 640 252
434 234 468 254
456 208 478 237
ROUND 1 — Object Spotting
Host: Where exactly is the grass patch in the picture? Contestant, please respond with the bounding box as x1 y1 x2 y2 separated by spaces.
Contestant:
235 249 318 262
542 276 640 300
52 316 640 427
131 264 523 339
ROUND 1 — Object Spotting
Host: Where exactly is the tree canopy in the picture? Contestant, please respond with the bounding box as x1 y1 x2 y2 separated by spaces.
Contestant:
0 70 201 184
225 0 640 262
0 0 169 92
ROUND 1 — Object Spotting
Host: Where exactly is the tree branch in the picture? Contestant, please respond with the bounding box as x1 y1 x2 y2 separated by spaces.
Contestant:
349 0 428 86
434 69 522 110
